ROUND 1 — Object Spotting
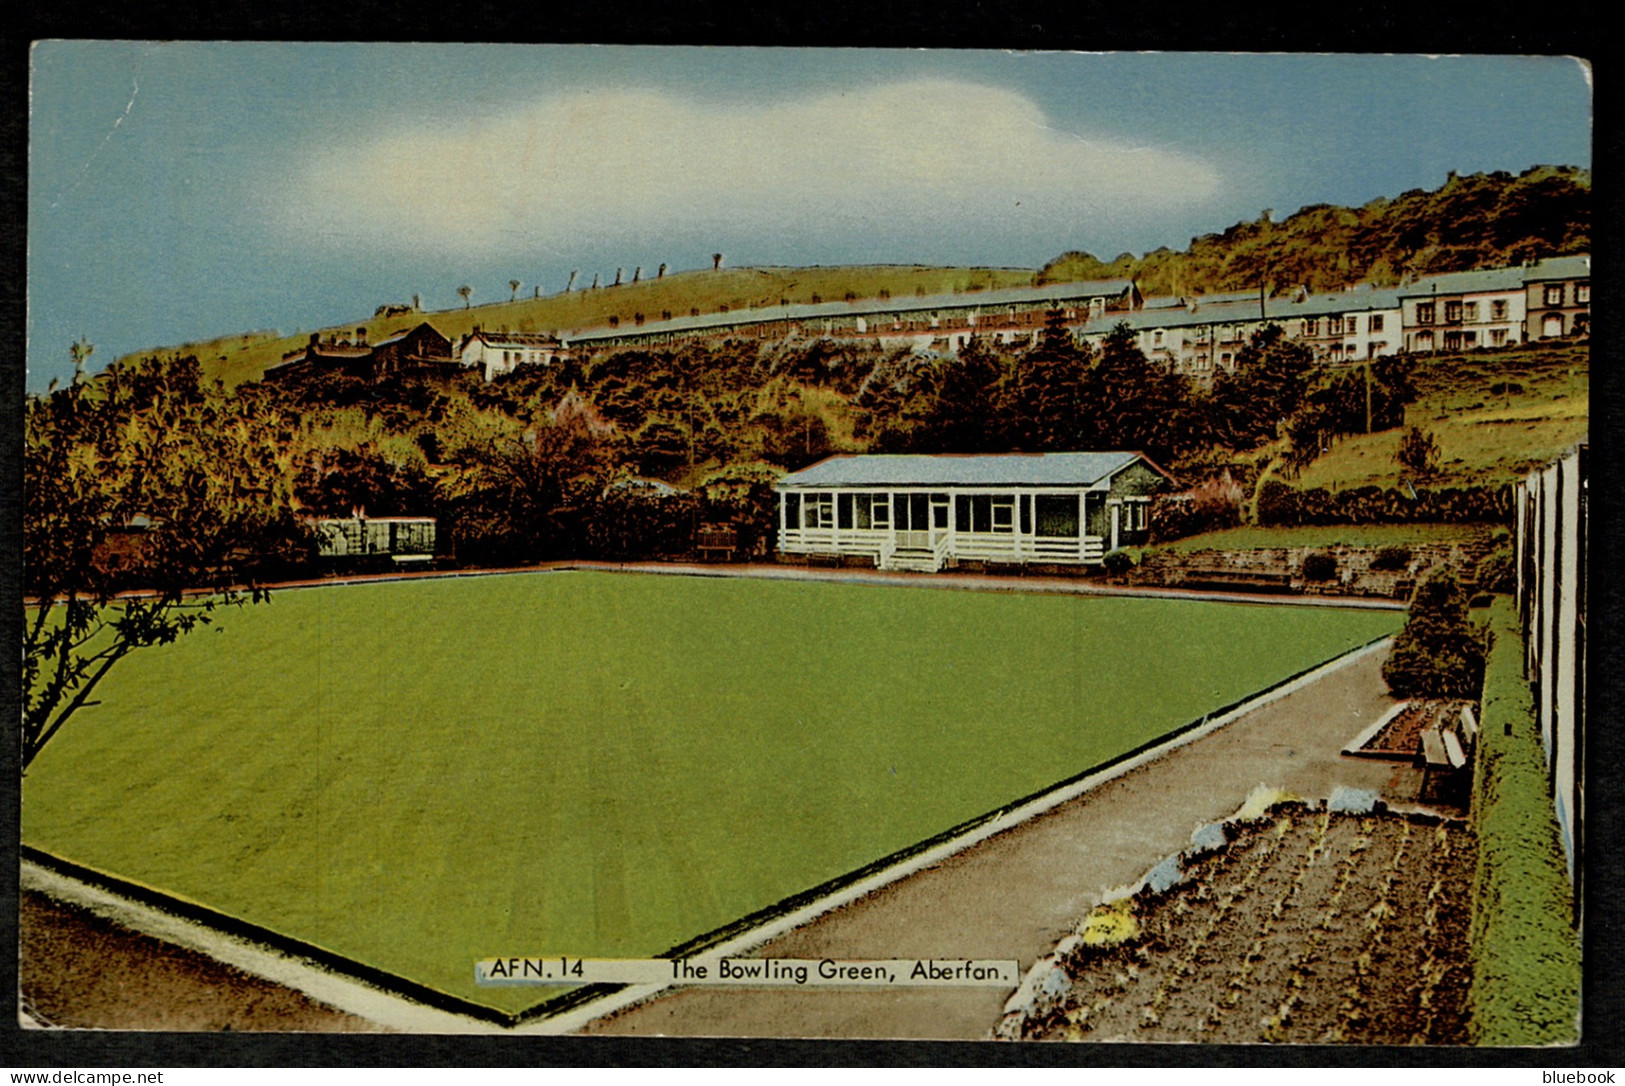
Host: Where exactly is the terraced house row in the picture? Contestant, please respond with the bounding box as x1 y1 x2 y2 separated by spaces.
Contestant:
556 254 1587 381
1082 253 1589 380
264 255 1589 386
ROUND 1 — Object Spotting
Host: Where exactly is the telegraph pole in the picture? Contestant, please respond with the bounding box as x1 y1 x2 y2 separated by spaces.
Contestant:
1364 354 1373 433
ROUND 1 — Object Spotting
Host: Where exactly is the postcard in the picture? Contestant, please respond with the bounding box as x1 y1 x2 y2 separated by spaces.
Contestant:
19 43 1590 1049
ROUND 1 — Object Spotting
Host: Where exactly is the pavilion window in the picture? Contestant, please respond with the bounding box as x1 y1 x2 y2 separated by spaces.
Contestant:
837 493 854 529
1035 495 1080 538
804 493 834 529
870 495 889 529
784 492 800 527
1020 495 1032 534
957 494 1007 532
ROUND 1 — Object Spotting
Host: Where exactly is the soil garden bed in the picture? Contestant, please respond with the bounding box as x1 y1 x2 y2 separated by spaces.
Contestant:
1007 799 1472 1045
1351 700 1472 760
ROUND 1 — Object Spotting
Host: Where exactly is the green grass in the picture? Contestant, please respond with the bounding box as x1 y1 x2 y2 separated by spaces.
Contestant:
21 572 1398 1014
1468 597 1580 1044
1294 345 1588 491
1150 523 1495 554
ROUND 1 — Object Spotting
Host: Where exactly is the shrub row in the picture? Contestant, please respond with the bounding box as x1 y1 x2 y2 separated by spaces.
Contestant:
1467 598 1580 1045
1258 480 1510 526
1149 493 1241 542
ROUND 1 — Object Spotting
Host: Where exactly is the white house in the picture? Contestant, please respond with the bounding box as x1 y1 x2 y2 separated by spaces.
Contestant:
1400 267 1527 353
454 328 571 382
1523 254 1590 341
1273 287 1404 364
776 452 1173 573
1078 298 1278 380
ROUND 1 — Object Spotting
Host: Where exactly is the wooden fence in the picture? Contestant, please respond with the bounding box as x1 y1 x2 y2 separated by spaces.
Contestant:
1514 443 1586 911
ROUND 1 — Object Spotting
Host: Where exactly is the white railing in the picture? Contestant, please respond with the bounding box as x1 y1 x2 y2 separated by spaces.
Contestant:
783 527 1107 567
954 533 1022 562
1033 538 1084 563
895 530 931 551
780 527 887 557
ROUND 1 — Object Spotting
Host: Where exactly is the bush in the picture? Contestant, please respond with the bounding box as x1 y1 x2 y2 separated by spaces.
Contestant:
1370 544 1412 571
1301 551 1338 581
585 482 701 561
1474 545 1516 593
1381 567 1491 698
1257 479 1510 526
1149 470 1244 542
1397 426 1441 478
1100 548 1137 574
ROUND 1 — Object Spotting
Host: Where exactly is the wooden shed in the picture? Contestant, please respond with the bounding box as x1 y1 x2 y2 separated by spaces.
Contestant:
312 515 437 564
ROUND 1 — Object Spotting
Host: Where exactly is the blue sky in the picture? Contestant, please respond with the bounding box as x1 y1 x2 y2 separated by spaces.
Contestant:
27 45 1591 390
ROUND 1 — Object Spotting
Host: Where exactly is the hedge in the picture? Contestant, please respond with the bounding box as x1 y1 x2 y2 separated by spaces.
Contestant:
1467 597 1580 1045
1258 480 1510 526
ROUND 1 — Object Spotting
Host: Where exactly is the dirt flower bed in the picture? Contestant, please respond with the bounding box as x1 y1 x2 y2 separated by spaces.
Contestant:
1353 700 1469 760
1014 801 1472 1044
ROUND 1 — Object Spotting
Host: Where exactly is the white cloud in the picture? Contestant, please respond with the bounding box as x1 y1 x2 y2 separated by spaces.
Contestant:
281 79 1222 256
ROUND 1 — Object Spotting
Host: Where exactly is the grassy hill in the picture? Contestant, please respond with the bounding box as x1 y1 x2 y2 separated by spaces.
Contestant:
1290 343 1588 490
125 264 1039 387
117 166 1588 388
1042 165 1589 296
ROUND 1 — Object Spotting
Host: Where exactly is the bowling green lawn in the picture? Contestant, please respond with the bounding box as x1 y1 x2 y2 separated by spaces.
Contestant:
22 571 1400 1014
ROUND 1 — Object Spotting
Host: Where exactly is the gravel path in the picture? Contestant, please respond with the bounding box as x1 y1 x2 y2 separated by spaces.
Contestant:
581 647 1419 1040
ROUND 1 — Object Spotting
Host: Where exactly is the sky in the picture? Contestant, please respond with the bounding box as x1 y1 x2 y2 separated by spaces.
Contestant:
26 44 1591 391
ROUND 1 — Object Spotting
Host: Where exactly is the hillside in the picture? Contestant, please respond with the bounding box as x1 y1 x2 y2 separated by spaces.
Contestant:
1289 343 1588 491
1042 165 1590 296
116 165 1588 388
127 265 1039 387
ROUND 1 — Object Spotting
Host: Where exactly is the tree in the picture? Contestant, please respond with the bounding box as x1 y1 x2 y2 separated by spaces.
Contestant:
457 285 473 309
914 335 1010 452
1381 567 1490 698
23 355 306 773
440 390 619 564
712 253 723 271
1008 310 1092 451
1209 324 1314 448
509 279 522 302
69 337 94 385
1398 426 1441 479
1090 322 1194 461
295 443 435 517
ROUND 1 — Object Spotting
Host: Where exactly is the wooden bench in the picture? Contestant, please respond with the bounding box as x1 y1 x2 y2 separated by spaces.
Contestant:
695 528 738 563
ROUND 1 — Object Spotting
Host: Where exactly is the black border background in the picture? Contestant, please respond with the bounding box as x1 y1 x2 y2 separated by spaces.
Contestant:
1 0 1619 1069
